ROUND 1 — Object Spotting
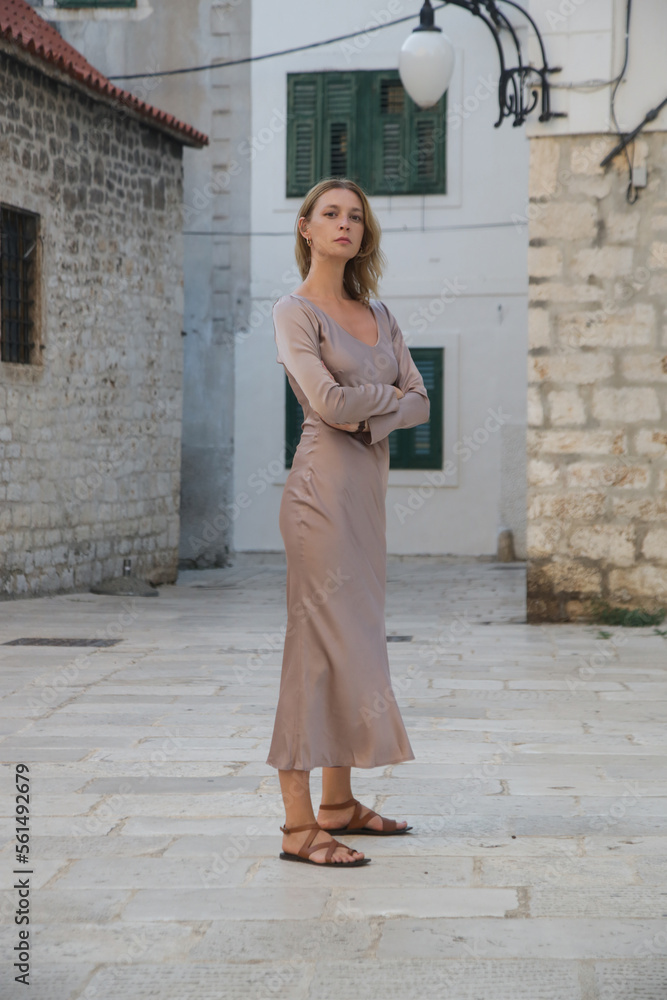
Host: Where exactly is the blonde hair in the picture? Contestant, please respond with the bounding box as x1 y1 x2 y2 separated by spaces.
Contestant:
294 178 386 306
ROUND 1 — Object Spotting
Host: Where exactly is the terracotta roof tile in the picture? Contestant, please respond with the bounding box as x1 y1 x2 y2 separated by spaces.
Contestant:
0 0 208 147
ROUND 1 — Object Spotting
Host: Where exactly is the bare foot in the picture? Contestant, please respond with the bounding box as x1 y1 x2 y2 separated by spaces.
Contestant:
282 826 365 864
318 799 408 832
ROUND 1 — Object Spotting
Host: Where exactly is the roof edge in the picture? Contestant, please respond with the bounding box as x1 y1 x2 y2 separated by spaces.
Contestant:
0 33 208 149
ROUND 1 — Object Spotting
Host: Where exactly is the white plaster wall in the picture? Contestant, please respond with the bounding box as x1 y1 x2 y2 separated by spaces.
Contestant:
527 0 667 137
234 0 531 556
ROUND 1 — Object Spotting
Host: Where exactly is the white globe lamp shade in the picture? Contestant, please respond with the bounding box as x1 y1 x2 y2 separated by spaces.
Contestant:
399 12 455 108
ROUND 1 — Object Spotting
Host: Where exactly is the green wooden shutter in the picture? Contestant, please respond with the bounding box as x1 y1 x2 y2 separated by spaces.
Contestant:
369 70 446 195
322 73 357 182
287 71 363 196
389 348 443 469
284 376 305 469
371 71 409 195
286 70 446 197
409 97 447 194
286 74 321 198
388 425 401 463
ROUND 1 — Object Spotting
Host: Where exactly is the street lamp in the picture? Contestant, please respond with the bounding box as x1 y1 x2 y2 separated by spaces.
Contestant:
398 1 455 110
399 0 564 127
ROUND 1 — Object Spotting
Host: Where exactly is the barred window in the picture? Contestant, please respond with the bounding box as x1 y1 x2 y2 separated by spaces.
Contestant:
0 206 39 365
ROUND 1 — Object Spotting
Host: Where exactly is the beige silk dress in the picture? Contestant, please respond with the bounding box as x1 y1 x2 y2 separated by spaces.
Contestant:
266 292 430 771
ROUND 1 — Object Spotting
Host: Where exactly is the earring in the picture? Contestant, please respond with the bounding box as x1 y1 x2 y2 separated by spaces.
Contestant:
306 237 312 246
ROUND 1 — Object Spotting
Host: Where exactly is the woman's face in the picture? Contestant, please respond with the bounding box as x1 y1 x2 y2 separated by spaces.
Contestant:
300 188 365 260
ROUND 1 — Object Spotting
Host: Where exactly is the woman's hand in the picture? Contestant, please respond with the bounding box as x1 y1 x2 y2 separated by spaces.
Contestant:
319 416 363 433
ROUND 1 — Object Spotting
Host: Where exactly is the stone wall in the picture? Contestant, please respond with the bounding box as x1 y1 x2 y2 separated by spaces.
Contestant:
55 1 252 570
526 132 667 621
0 49 186 597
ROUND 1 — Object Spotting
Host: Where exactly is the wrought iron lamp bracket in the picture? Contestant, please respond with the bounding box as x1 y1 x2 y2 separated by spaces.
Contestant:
438 0 565 127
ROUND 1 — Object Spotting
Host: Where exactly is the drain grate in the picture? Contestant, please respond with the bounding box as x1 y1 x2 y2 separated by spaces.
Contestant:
3 638 122 647
386 635 413 642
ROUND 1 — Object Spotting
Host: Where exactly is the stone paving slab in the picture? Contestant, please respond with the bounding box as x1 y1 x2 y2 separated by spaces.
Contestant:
530 886 667 918
476 856 638 886
250 854 475 888
635 857 667 883
50 856 256 890
80 964 314 1000
0 834 174 861
13 964 98 1000
375 917 667 958
0 793 104 817
594 960 667 998
17 922 206 963
511 816 667 837
123 887 332 922
29 888 132 924
0 555 665 999
306 958 583 998
80 775 264 794
189 917 376 962
323 887 519 918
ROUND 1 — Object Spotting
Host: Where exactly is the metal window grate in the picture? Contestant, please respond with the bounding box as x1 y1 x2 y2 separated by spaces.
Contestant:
3 638 122 647
0 206 38 364
55 1 137 7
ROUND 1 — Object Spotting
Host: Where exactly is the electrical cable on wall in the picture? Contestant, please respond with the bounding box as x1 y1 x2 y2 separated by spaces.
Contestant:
551 4 632 95
108 4 451 80
608 0 636 203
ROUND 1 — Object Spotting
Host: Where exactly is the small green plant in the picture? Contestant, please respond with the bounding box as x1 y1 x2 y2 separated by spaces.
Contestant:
590 598 667 628
654 627 667 638
596 629 612 639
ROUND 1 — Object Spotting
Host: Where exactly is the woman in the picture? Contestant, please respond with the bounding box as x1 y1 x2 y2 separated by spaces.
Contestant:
266 178 430 867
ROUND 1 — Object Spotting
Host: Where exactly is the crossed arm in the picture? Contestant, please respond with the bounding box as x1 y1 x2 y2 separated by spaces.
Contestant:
273 298 429 445
319 384 404 434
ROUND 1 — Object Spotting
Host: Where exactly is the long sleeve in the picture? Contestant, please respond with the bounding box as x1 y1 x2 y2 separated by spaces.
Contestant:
360 303 430 445
274 297 400 424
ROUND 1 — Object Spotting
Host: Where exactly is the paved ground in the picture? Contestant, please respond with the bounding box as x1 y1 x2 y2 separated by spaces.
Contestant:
0 554 666 1000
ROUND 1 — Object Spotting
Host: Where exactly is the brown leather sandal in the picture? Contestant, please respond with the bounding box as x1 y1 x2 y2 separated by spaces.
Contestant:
319 797 413 836
279 821 371 866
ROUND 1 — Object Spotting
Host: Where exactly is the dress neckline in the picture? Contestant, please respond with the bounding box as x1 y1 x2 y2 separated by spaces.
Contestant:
289 293 380 348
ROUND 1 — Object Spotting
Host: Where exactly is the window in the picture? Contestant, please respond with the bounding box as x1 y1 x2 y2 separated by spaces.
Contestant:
284 348 443 470
284 385 304 471
55 0 136 7
388 349 443 469
286 70 446 198
0 206 39 365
